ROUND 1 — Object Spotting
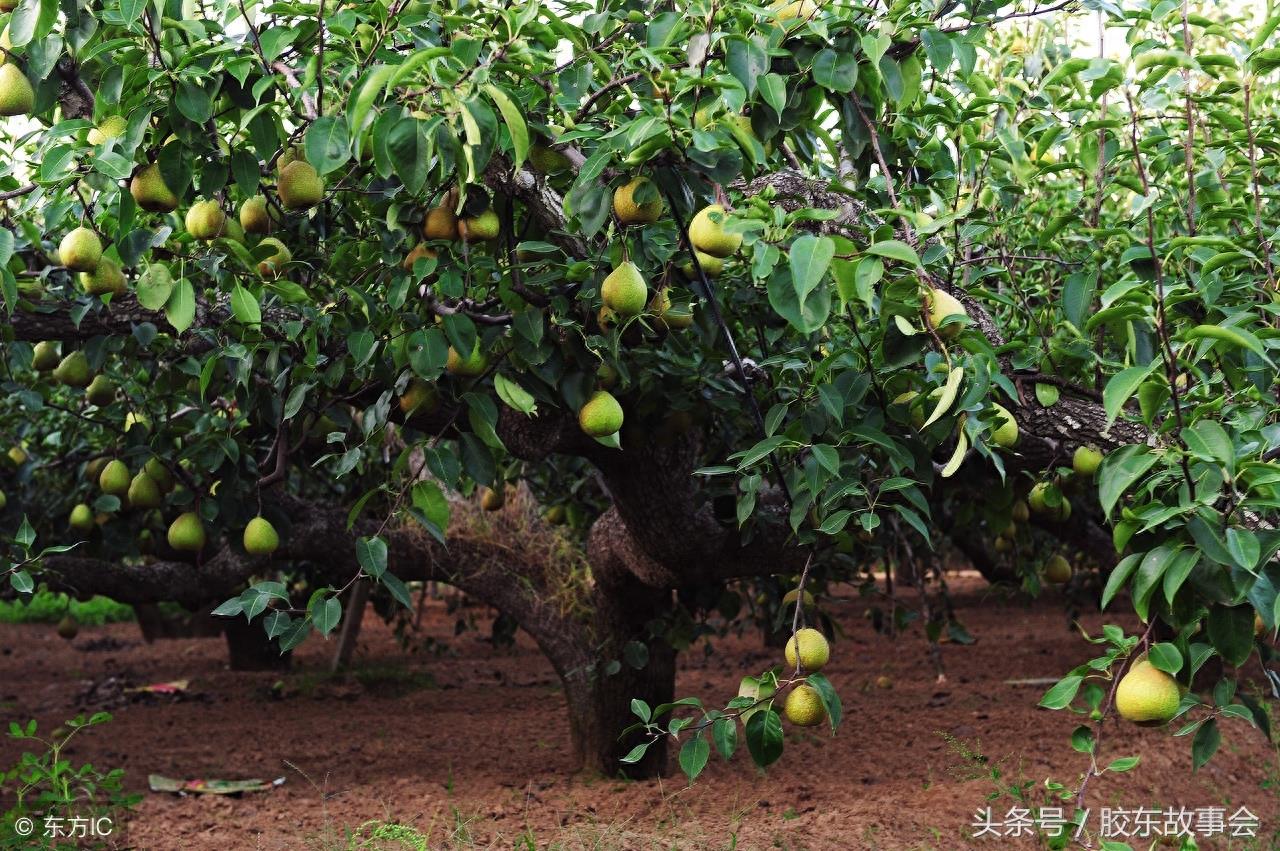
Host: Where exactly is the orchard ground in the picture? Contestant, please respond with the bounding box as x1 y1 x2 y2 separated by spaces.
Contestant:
1 573 1274 850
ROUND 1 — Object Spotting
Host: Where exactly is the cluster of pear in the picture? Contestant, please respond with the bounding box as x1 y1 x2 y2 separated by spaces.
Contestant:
66 455 280 557
30 341 118 403
780 627 831 726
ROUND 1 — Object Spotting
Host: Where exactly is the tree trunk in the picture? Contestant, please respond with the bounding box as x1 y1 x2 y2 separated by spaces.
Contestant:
561 637 676 778
224 617 292 671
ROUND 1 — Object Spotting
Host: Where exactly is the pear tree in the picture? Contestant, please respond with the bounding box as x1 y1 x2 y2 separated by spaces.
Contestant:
0 0 1276 801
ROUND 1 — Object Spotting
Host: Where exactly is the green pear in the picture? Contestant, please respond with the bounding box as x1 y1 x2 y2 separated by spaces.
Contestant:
240 195 272 234
613 177 663 225
0 64 34 116
53 351 92 388
243 516 280 555
579 390 624 437
222 217 246 244
144 457 174 492
56 614 79 641
1073 445 1103 478
689 204 741 258
926 288 967 340
130 164 179 213
1044 554 1072 584
167 511 206 552
87 115 128 146
601 261 648 317
990 403 1018 448
69 503 94 533
85 374 116 406
127 471 162 509
59 227 102 273
277 160 324 210
459 209 500 242
99 459 130 496
32 341 59 372
257 237 292 278
185 199 226 240
0 489 6 510
79 258 126 297
446 342 488 377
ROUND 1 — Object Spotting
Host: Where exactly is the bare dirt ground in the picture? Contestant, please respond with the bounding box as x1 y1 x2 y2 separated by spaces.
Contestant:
0 573 1275 850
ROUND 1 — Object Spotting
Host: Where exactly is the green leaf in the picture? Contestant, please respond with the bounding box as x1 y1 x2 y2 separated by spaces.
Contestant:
788 234 834 304
678 732 710 782
758 73 786 115
230 285 262 326
922 366 964 430
806 672 842 732
744 708 784 768
483 84 529 173
865 239 921 267
1038 674 1083 710
305 115 352 176
1206 605 1254 667
620 741 652 764
347 329 377 367
712 716 736 760
135 264 174 311
312 596 341 636
1184 324 1273 366
631 698 651 723
355 536 388 579
494 373 537 415
1192 717 1220 770
1098 445 1159 519
1103 362 1158 425
165 278 196 333
812 48 858 92
1146 643 1182 675
1105 755 1140 773
9 570 33 594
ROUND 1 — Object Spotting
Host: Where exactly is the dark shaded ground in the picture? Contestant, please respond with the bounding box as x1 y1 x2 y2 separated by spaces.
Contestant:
0 573 1275 849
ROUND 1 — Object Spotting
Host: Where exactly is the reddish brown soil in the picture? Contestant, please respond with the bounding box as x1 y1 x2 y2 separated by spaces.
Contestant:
1 574 1275 850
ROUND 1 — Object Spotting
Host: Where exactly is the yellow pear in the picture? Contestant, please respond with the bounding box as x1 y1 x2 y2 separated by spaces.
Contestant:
689 204 741 258
402 243 436 271
59 227 103 272
784 627 830 672
612 177 663 225
243 516 279 555
480 486 505 511
680 250 724 279
98 459 130 495
0 64 34 116
925 288 967 340
398 379 440 418
79 258 126 297
578 390 623 437
422 205 459 240
277 160 324 210
783 684 825 726
185 199 226 240
240 195 272 234
127 471 162 509
1115 660 1180 726
256 237 292 278
167 511 206 552
601 261 648 317
130 164 179 213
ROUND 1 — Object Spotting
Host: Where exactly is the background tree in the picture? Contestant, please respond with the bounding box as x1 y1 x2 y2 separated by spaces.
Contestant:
0 0 1277 792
